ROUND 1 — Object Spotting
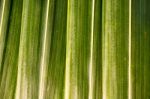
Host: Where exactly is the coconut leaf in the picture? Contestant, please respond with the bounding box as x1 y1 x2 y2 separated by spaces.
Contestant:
0 0 11 72
15 0 41 98
131 0 150 98
0 0 150 99
0 0 23 98
102 0 129 98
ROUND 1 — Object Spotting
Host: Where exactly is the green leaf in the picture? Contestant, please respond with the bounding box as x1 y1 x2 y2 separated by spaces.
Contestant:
131 0 150 98
0 0 23 98
0 0 150 99
102 0 129 98
92 0 102 98
39 0 67 99
15 0 41 98
64 0 95 99
0 0 11 72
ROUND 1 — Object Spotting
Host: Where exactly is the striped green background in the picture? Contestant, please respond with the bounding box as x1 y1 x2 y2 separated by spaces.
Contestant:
0 0 150 99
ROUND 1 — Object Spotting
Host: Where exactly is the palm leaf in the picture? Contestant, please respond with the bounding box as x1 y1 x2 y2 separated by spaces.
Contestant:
15 0 41 98
0 0 11 72
131 0 150 98
0 0 23 98
0 0 150 99
102 0 129 98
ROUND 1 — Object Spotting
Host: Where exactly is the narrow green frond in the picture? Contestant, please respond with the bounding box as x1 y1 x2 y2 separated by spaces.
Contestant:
0 0 23 98
102 0 129 98
42 0 67 99
15 0 42 98
0 0 150 99
0 0 10 71
65 0 94 99
92 0 102 98
131 0 150 98
38 0 55 99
